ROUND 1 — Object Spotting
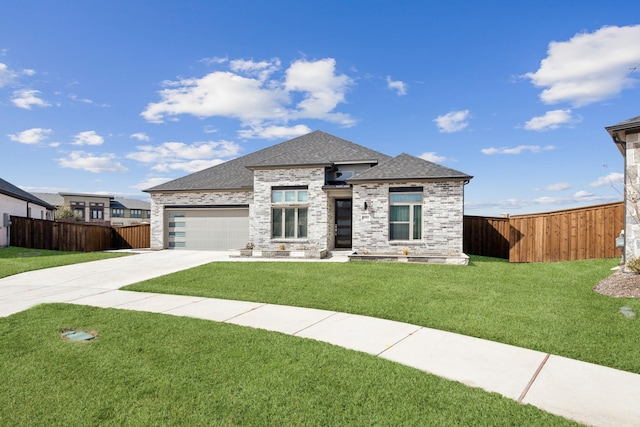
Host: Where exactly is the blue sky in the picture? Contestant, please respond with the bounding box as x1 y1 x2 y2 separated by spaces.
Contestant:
2 1 639 216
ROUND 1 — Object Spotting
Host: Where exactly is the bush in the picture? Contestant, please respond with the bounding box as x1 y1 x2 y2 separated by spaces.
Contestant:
626 256 640 274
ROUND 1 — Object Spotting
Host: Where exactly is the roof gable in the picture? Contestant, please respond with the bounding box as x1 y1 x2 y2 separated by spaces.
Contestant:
145 131 390 192
349 153 473 182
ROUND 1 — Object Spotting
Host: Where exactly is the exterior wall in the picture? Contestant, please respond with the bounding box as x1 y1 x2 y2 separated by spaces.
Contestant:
252 167 328 250
0 194 52 247
61 194 112 223
110 208 152 226
625 131 640 262
149 190 252 249
352 181 465 256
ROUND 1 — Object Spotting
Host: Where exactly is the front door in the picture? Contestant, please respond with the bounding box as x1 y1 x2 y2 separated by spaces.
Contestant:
335 199 352 248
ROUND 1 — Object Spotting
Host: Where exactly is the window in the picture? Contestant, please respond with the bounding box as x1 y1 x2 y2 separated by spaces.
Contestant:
71 201 85 219
271 187 308 239
90 203 104 220
389 188 423 240
130 209 143 218
112 208 125 218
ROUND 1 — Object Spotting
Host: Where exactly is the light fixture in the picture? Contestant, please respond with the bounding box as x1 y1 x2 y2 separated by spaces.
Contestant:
364 201 368 210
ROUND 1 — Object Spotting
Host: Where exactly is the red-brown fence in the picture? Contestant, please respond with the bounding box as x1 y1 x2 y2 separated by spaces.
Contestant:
464 202 625 262
9 216 150 252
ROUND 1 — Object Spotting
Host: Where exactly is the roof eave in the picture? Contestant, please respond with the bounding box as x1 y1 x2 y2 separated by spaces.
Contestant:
348 176 473 183
145 186 253 194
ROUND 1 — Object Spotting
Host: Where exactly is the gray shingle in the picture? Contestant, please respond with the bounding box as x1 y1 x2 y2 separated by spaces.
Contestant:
145 130 390 192
0 179 56 209
606 115 640 132
349 153 472 182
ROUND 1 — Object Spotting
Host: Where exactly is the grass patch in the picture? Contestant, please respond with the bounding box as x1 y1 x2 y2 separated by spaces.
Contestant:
0 304 578 426
0 246 129 279
124 256 640 374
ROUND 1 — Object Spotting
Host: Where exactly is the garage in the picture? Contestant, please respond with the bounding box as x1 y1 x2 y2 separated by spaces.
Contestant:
165 208 249 250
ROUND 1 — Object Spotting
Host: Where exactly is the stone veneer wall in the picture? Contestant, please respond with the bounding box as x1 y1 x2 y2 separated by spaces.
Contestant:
625 131 640 262
149 190 252 249
351 181 465 255
252 167 328 250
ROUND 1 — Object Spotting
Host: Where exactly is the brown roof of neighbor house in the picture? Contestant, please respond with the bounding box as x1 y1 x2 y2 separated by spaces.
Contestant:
144 130 472 192
0 178 56 210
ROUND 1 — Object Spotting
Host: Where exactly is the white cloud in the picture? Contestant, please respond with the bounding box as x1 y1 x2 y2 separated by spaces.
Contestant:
544 182 571 191
127 140 241 168
11 89 50 109
22 69 36 76
8 128 52 144
57 151 128 173
130 132 150 141
230 58 281 82
132 177 174 190
386 76 407 96
419 152 447 163
434 110 470 133
0 62 17 88
525 25 640 106
141 57 355 130
524 109 581 131
238 124 312 139
151 159 225 173
72 131 104 146
481 145 555 155
590 172 624 187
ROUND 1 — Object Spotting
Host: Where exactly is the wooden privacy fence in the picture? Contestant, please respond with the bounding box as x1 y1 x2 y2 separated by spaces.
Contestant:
9 216 150 252
464 202 625 262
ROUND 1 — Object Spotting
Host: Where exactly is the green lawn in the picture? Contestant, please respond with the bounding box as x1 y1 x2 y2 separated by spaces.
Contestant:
0 304 579 426
124 256 640 374
0 246 129 279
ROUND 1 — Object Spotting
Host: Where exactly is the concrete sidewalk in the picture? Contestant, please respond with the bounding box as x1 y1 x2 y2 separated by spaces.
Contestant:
1 250 639 427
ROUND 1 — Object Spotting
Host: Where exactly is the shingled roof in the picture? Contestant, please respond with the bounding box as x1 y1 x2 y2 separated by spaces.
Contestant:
145 131 390 192
349 153 472 182
0 178 56 209
605 115 640 155
145 131 471 192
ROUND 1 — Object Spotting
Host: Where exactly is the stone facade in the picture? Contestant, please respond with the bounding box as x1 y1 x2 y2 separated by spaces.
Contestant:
625 131 640 261
352 181 465 256
252 167 328 250
149 190 252 249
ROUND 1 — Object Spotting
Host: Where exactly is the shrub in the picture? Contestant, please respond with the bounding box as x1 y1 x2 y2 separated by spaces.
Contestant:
626 256 640 274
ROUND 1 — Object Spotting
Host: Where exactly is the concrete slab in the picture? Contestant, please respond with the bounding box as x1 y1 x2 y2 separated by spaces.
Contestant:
165 298 265 322
116 293 207 313
379 327 548 400
69 290 151 309
522 355 640 427
297 312 421 355
227 304 337 335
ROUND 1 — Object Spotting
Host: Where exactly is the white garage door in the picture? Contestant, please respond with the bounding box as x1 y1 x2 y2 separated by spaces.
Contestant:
166 209 249 250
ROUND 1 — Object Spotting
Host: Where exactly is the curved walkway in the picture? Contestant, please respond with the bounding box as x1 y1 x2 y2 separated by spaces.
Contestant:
1 249 639 427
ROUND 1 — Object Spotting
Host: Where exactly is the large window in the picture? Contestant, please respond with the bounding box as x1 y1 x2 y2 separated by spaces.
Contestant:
271 187 308 239
112 208 125 218
90 203 104 220
130 209 143 218
389 188 423 240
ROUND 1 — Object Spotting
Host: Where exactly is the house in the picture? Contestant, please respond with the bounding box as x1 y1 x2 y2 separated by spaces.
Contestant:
145 131 473 264
0 177 55 248
32 192 151 226
606 115 640 263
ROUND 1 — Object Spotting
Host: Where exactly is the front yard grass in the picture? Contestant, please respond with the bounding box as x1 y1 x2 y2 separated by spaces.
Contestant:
124 256 640 374
0 246 129 279
0 304 578 426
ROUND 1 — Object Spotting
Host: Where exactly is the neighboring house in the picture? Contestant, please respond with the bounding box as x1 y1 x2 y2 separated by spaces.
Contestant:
0 177 55 248
32 192 151 226
606 115 640 263
145 131 473 264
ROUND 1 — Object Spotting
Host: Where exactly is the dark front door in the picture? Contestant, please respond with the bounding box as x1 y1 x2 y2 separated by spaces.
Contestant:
335 199 352 248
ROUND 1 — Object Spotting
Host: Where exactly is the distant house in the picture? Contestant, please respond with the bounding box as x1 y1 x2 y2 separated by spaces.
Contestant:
145 131 473 264
32 193 151 226
0 177 55 248
606 115 640 263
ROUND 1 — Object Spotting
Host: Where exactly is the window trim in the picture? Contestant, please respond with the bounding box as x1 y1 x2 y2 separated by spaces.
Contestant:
389 187 423 241
271 186 309 240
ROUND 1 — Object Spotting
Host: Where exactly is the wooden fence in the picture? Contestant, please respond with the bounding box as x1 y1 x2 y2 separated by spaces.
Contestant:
464 202 625 262
9 216 150 252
